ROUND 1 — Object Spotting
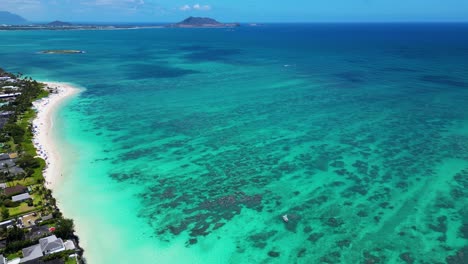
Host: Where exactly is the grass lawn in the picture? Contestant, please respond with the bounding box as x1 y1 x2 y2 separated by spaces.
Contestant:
6 178 37 187
7 251 21 260
7 187 44 217
65 257 78 264
16 108 47 182
8 202 36 217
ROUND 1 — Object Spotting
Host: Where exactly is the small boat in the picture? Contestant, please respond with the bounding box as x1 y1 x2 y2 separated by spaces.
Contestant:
282 214 289 223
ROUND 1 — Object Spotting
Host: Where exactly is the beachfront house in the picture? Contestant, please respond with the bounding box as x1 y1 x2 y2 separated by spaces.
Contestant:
3 185 27 197
0 153 25 177
12 193 31 202
20 235 66 263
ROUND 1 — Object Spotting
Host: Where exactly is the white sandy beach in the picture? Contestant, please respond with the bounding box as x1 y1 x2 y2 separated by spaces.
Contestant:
32 82 81 188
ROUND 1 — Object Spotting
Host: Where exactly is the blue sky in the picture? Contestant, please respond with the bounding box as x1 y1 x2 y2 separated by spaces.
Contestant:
1 0 468 23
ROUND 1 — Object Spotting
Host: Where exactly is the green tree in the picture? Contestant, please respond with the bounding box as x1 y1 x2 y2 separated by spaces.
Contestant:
6 225 24 243
1 207 9 219
17 154 41 169
54 218 75 239
3 123 25 144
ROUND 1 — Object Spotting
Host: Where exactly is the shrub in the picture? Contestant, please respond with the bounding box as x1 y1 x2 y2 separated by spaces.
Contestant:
4 199 20 208
54 218 75 239
42 249 75 261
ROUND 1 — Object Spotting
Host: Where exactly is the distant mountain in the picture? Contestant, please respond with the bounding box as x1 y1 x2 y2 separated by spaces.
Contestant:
179 17 221 25
168 16 239 28
47 21 73 27
0 11 28 25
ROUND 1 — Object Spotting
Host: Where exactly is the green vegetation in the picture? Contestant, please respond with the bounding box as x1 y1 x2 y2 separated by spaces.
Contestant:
42 249 75 261
0 73 49 216
0 69 81 262
65 257 78 264
1 206 9 219
6 225 25 242
54 218 75 239
4 239 37 255
6 251 22 260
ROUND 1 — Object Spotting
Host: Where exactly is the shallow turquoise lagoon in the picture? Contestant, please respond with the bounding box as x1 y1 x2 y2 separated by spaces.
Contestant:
0 24 467 263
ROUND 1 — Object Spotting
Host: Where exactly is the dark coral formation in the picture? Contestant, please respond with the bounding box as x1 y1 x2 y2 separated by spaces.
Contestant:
81 30 468 262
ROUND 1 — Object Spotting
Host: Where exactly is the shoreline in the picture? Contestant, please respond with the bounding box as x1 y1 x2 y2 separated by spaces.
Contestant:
32 81 82 189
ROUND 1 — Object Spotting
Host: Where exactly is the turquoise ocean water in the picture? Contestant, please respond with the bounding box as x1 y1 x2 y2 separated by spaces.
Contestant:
0 24 467 263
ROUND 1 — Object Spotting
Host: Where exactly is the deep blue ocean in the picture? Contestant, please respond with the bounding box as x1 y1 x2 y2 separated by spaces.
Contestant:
1 24 467 263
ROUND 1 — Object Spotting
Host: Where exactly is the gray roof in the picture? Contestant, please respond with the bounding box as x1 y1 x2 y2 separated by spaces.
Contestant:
0 154 9 161
0 254 5 264
21 235 65 262
42 239 64 255
12 193 31 202
39 235 64 255
25 226 51 241
0 165 25 176
21 244 43 263
41 214 53 221
39 235 57 250
0 159 15 167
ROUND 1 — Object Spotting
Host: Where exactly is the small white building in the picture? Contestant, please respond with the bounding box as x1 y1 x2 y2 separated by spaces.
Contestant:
0 220 13 228
0 93 21 99
12 193 31 202
64 240 76 250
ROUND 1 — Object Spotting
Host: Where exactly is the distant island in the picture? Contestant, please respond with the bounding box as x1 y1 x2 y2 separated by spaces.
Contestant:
0 15 239 30
167 17 240 28
39 50 86 54
0 11 28 25
47 21 73 27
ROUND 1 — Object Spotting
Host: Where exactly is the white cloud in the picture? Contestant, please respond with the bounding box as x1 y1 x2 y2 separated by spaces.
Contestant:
179 3 211 11
193 3 211 11
179 4 191 11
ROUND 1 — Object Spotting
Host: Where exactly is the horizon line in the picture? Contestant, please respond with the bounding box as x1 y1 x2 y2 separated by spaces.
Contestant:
27 20 468 24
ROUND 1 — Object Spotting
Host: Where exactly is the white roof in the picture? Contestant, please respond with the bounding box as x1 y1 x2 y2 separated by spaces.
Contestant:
64 240 76 250
0 220 13 226
0 93 21 98
12 193 31 202
8 258 20 264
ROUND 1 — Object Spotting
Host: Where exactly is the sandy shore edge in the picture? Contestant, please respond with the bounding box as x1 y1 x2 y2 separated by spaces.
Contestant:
32 81 82 188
